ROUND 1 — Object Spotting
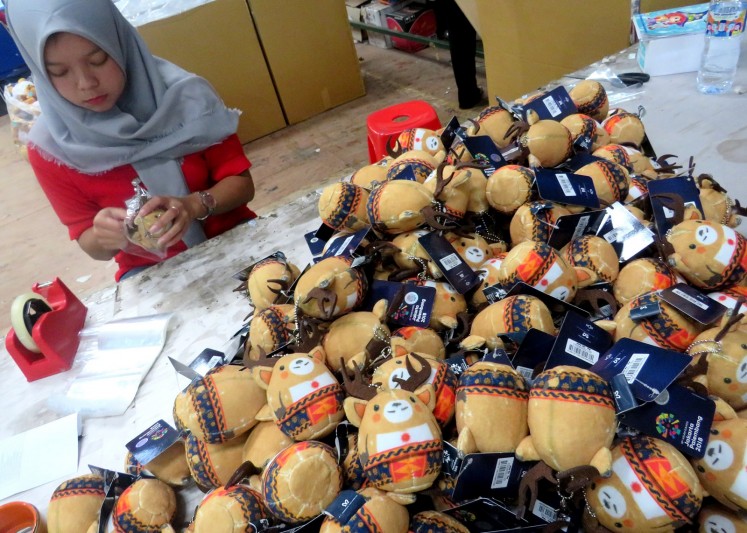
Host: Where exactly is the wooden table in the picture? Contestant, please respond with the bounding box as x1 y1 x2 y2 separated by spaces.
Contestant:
1 41 746 520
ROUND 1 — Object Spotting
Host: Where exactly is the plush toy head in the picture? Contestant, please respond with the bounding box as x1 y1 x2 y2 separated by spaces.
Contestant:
423 164 472 219
173 364 265 444
262 441 343 524
410 510 471 533
574 159 630 206
350 159 391 190
192 483 269 533
593 143 633 172
469 294 556 349
692 416 747 512
343 357 442 493
697 501 747 533
390 326 446 359
509 201 571 246
248 350 345 441
517 119 573 168
560 113 609 151
407 279 467 331
666 220 747 291
472 105 516 149
455 360 529 454
561 235 620 289
47 474 106 533
397 127 446 158
603 110 646 147
497 240 578 302
386 150 441 183
367 180 434 235
688 324 747 411
246 256 301 312
444 231 493 271
569 80 609 122
322 304 390 372
318 182 371 233
613 258 679 306
241 420 294 470
392 229 442 279
112 478 176 533
585 435 703 532
516 365 616 474
485 164 535 215
185 433 248 492
294 256 368 320
319 487 413 533
245 304 297 361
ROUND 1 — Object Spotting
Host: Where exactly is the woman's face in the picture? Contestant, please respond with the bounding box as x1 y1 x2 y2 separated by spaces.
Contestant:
44 32 125 112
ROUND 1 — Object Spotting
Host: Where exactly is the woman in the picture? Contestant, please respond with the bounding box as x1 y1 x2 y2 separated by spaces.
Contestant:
6 0 257 281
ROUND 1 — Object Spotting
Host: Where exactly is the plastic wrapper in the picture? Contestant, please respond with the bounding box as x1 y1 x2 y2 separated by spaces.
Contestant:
2 78 41 159
124 178 170 260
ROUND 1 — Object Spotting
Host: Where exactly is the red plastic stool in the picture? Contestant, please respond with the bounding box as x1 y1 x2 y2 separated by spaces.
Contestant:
366 100 441 163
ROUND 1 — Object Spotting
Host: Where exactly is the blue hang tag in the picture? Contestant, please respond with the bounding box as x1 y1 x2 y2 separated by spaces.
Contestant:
659 282 728 325
321 227 372 259
305 222 335 259
323 490 367 525
618 384 715 459
648 176 705 238
547 210 607 250
562 152 606 171
452 453 536 508
629 292 663 321
522 86 578 122
534 169 600 209
482 348 514 367
441 116 467 150
506 282 591 320
125 419 181 467
461 135 507 176
597 202 655 262
362 279 434 327
544 312 613 370
443 354 471 377
441 440 465 478
391 165 419 181
610 373 640 414
512 329 556 382
591 337 692 403
232 250 290 282
418 232 481 294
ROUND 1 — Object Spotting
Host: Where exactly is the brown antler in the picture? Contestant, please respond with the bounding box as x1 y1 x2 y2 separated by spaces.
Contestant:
573 289 619 318
556 465 600 495
340 359 378 400
386 137 404 158
295 312 326 352
225 460 262 488
517 461 558 518
433 160 455 201
303 287 338 321
715 298 746 342
242 346 281 370
393 353 432 392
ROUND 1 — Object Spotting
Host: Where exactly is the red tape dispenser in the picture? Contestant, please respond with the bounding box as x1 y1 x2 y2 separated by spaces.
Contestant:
5 278 87 382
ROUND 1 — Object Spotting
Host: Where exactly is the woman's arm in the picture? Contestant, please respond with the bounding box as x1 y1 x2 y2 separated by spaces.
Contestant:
77 206 130 260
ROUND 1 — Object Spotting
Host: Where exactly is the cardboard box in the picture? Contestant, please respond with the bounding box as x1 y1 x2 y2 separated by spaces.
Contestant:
136 0 286 144
633 3 709 76
362 1 400 48
386 2 437 52
456 0 633 101
346 0 370 42
247 0 366 125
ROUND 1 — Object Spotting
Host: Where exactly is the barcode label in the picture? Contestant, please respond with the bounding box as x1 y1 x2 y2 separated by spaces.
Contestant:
543 96 561 117
440 253 462 271
604 227 625 243
491 457 514 489
565 338 600 364
623 353 648 384
533 500 557 523
672 287 709 310
572 215 591 241
516 366 534 380
556 173 576 197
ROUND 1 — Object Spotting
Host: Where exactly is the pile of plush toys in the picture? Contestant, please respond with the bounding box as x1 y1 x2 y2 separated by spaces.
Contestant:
44 80 747 532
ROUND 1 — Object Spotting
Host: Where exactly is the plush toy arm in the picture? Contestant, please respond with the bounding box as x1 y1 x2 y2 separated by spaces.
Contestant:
515 435 540 462
589 447 613 478
456 427 478 454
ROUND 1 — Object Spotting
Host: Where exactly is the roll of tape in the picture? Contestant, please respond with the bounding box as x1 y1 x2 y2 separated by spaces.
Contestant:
9 293 52 353
0 501 44 533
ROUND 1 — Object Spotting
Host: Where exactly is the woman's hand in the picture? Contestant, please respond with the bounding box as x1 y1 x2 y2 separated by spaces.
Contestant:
92 206 129 251
137 195 202 249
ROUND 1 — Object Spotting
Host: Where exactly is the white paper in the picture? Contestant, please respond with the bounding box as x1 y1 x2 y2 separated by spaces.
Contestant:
0 413 79 501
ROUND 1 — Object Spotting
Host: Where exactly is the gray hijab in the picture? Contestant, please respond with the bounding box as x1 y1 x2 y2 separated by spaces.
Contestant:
5 0 241 246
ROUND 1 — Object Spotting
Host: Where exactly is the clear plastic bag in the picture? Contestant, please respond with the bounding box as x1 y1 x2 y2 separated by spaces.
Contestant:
2 78 41 159
123 178 170 260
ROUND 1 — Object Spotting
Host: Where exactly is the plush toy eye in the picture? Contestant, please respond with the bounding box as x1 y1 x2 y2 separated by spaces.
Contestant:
697 465 705 473
396 360 403 365
373 404 380 411
410 396 416 403
279 365 285 370
711 429 720 435
724 377 732 384
614 523 623 529
689 244 696 249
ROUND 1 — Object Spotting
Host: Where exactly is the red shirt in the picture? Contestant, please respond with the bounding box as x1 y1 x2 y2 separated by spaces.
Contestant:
29 134 256 281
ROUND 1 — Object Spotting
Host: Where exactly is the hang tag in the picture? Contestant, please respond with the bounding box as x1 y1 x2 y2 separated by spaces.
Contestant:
169 348 225 382
88 467 138 533
648 176 704 238
333 422 352 463
506 282 591 322
391 165 418 181
618 384 714 459
482 348 514 367
125 419 181 467
482 281 513 304
321 227 372 259
639 133 658 160
610 373 639 413
597 202 655 262
323 489 367 525
544 312 613 370
548 210 607 250
522 86 577 122
441 440 465 478
305 223 336 259
591 337 692 404
512 329 557 382
443 354 471 378
534 169 600 209
419 232 481 294
573 130 594 152
445 497 537 532
441 116 468 150
574 282 617 321
363 280 434 327
461 136 507 176
452 452 534 502
232 250 290 282
660 283 728 325
629 291 663 321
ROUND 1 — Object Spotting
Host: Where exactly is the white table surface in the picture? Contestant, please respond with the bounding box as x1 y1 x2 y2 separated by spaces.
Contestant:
1 41 746 520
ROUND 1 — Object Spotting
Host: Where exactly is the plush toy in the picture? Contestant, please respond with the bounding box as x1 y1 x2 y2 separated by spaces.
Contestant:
173 364 266 444
603 109 646 147
367 180 434 235
561 235 620 289
350 158 391 190
497 240 578 302
697 501 747 533
294 256 368 320
342 431 368 490
698 176 743 228
574 158 630 206
592 143 634 172
185 432 248 492
124 441 192 488
318 182 371 233
46 474 106 533
390 326 446 359
244 304 297 361
569 80 609 122
613 258 680 306
610 292 705 352
666 220 747 291
192 482 269 533
444 231 500 271
471 255 506 308
392 229 443 279
560 113 609 151
691 412 747 512
244 255 301 312
405 279 467 331
322 300 390 372
585 435 703 532
455 359 529 454
386 150 441 183
461 165 491 216
509 119 574 168
112 478 176 533
397 127 446 159
409 510 471 533
708 285 747 320
516 365 616 475
485 164 535 215
509 201 572 246
128 208 171 252
423 164 472 219
470 105 516 149
248 350 345 441
372 352 457 428
342 357 443 493
319 487 413 533
241 420 295 470
467 294 556 349
261 441 343 524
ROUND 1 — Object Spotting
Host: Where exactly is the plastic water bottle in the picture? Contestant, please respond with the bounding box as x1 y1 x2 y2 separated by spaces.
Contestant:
696 0 747 94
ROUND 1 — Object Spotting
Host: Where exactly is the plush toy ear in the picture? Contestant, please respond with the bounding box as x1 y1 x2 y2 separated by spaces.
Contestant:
438 315 458 329
392 344 409 358
372 299 389 322
414 384 437 412
386 492 417 506
515 435 540 462
254 404 274 422
343 397 368 427
573 266 594 285
712 396 738 421
251 366 272 390
459 335 486 351
308 346 326 364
